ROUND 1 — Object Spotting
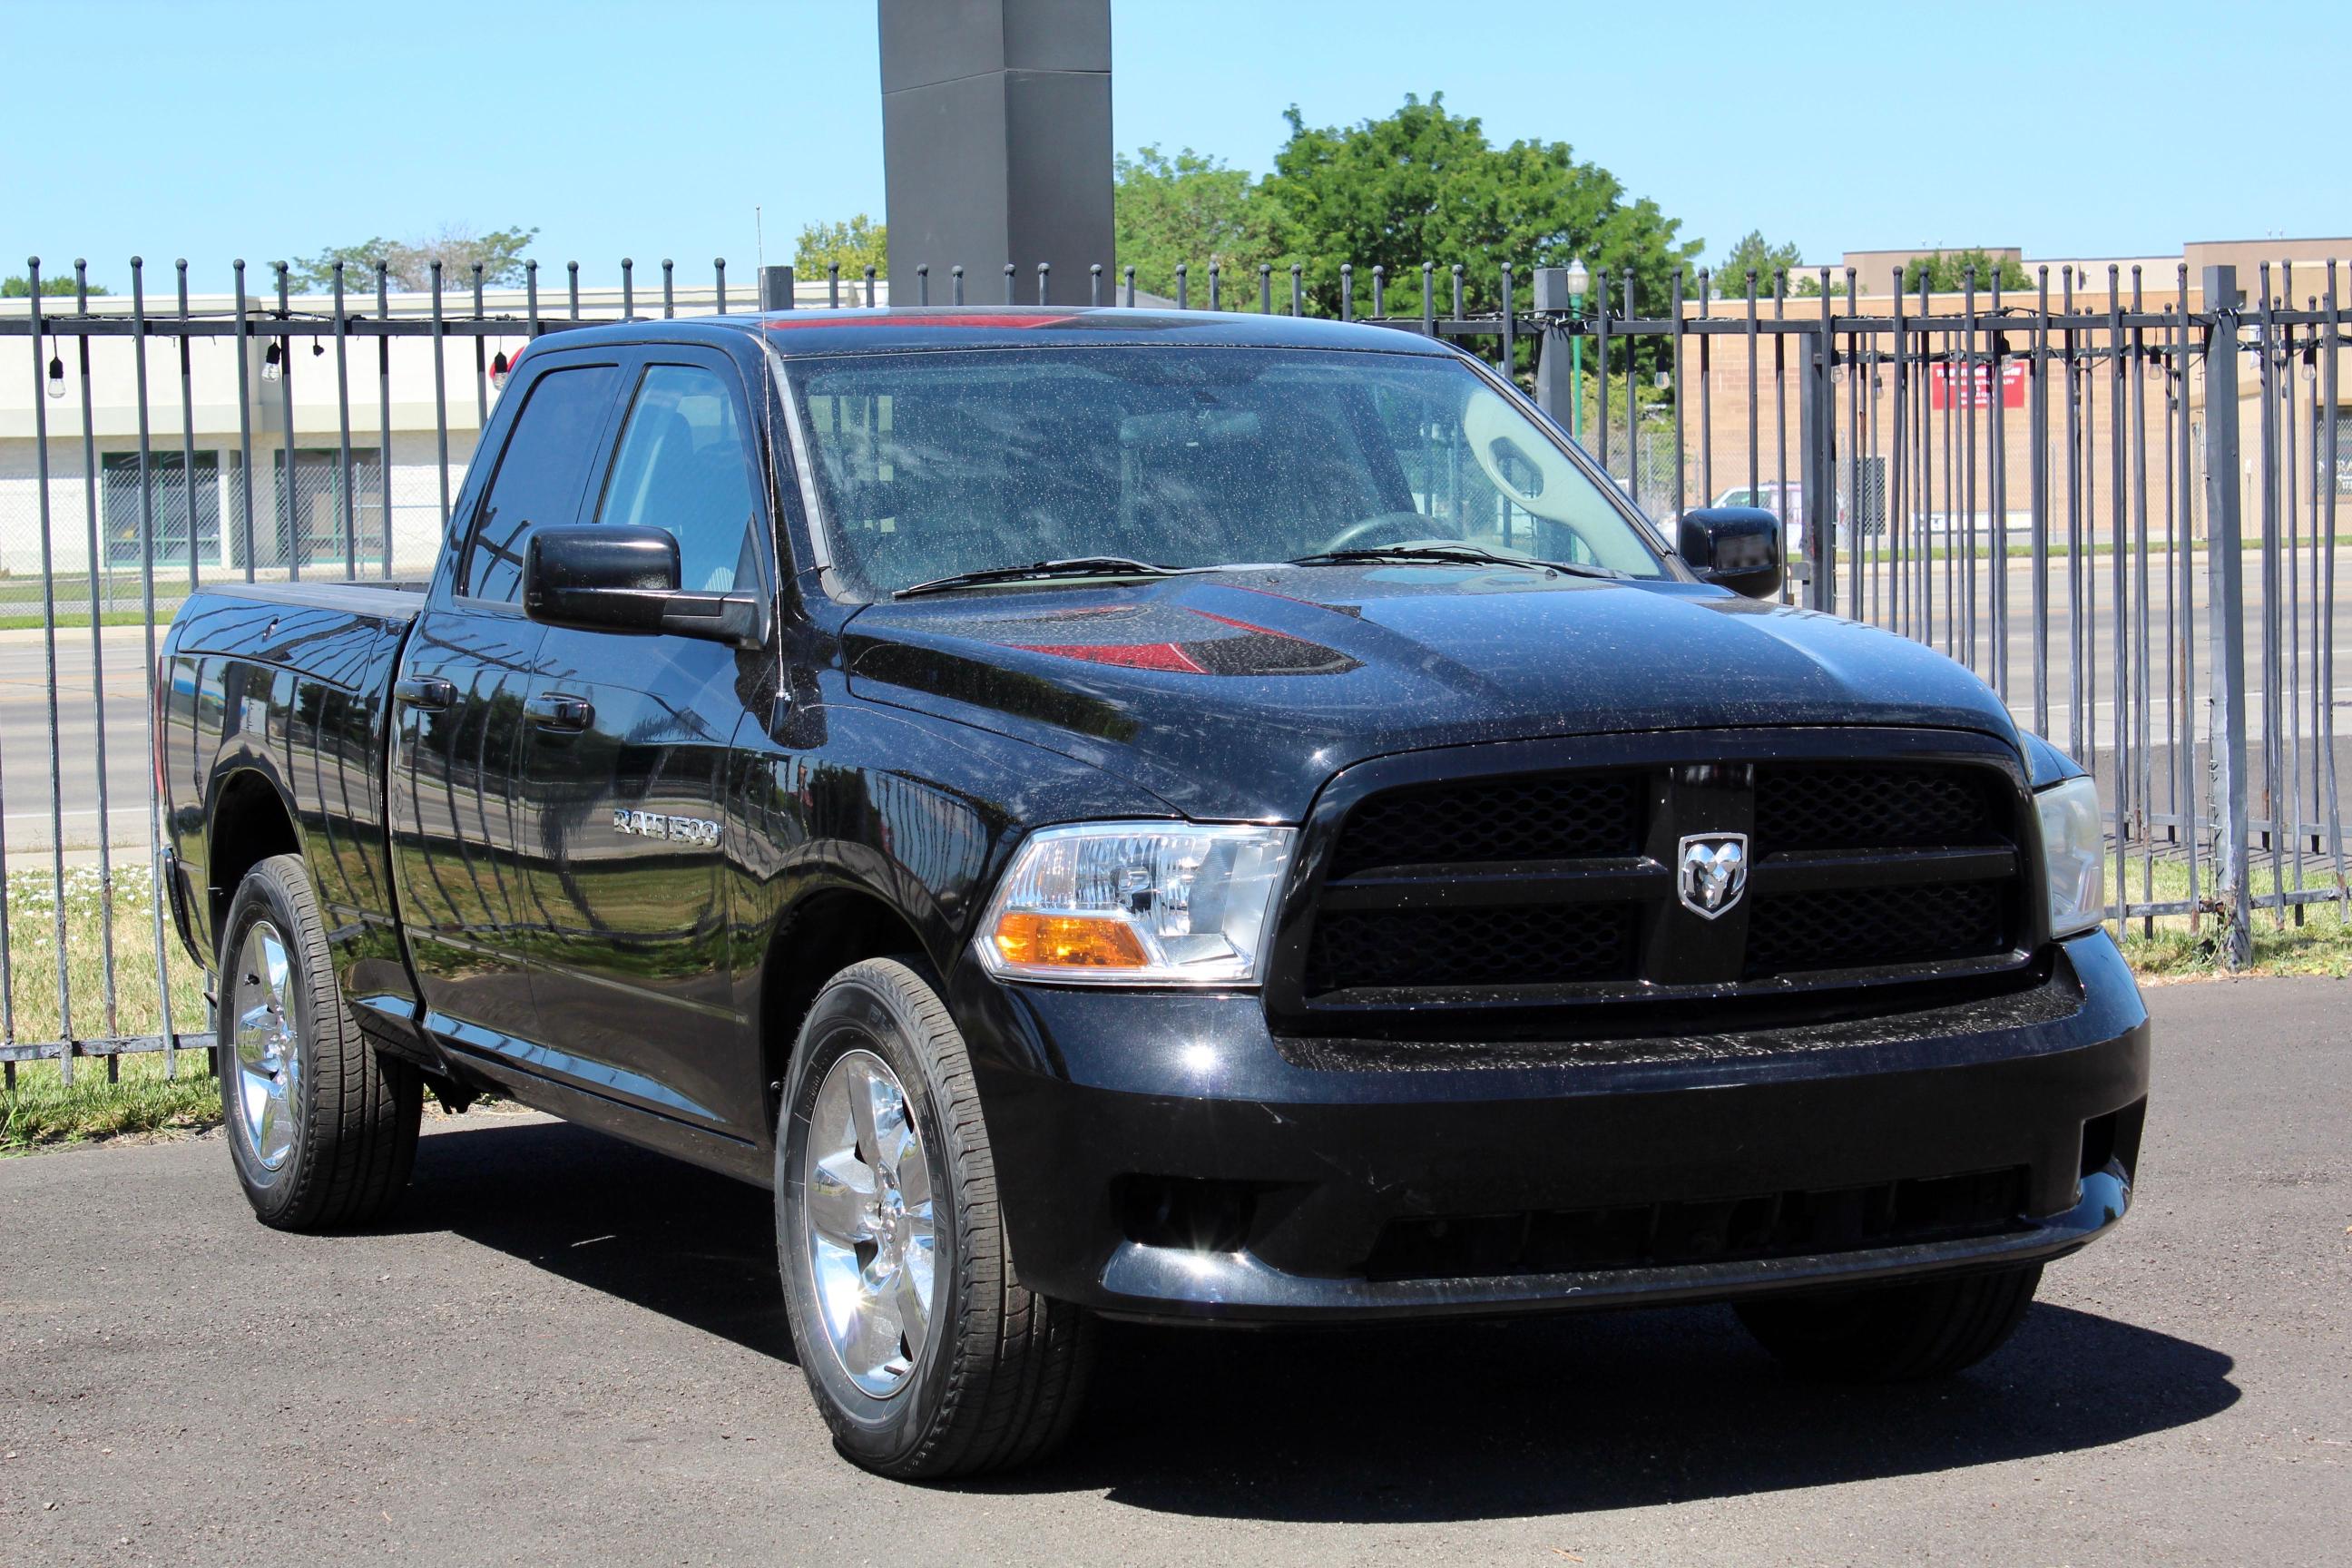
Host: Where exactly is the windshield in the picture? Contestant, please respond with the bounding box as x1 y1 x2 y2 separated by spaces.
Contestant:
784 346 1669 597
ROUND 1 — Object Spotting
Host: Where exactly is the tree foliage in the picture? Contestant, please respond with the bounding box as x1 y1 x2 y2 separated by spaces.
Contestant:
289 224 539 293
1257 93 1701 337
795 213 887 281
1113 146 1281 301
3 274 108 298
1715 230 1805 294
1897 248 2031 294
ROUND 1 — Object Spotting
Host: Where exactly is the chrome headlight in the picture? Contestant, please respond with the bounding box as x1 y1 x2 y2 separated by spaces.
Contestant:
975 822 1296 985
2034 775 2106 938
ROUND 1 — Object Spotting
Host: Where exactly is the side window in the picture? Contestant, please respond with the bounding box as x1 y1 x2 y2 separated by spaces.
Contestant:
459 364 618 603
597 364 760 593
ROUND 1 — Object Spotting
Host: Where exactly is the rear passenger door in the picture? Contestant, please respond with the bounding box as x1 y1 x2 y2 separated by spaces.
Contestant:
388 350 623 1053
508 348 769 1131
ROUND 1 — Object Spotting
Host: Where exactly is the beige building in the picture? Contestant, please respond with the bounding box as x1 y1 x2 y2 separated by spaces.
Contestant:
1673 237 2351 545
0 276 845 587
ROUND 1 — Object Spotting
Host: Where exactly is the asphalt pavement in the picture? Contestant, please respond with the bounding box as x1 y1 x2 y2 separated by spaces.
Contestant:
3 975 2346 1565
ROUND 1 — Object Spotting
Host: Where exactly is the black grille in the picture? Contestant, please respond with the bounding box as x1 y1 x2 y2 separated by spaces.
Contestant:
1306 904 1634 993
1364 1167 2030 1280
1744 881 2007 977
1326 773 1642 877
1291 750 2030 1011
1754 764 2001 853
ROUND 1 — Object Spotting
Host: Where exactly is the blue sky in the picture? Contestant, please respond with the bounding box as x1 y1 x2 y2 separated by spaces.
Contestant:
12 0 2344 295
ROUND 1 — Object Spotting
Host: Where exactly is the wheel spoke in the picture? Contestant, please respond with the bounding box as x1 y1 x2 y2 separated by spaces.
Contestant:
894 1144 932 1210
845 1277 906 1376
806 1153 876 1246
847 1058 887 1170
253 1079 288 1166
893 1240 934 1360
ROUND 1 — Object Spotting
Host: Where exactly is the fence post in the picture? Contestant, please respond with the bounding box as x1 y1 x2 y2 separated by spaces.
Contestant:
1532 268 1573 426
2200 265 2253 966
1801 281 1838 612
760 265 795 311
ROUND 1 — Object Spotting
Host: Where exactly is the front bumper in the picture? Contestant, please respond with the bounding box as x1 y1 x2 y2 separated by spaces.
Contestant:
949 933 2149 1325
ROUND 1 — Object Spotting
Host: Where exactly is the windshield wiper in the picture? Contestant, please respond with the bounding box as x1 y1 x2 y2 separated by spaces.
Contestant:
1285 544 1623 579
892 556 1184 600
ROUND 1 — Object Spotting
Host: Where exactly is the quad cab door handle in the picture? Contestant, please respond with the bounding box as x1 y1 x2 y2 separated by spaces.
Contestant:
393 675 455 712
527 692 594 733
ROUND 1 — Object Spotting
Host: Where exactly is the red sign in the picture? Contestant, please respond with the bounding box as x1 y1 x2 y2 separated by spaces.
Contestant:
1929 361 2027 410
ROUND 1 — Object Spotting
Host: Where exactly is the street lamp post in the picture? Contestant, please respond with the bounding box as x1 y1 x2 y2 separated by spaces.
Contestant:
1565 257 1590 444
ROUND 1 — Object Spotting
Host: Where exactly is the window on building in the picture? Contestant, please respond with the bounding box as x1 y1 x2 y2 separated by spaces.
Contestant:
101 450 224 569
269 448 387 570
596 364 760 593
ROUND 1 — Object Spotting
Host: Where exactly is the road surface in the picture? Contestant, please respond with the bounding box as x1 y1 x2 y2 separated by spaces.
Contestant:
2 975 2345 1565
0 554 2345 858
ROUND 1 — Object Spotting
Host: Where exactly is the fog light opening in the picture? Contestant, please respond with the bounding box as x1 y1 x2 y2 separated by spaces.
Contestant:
1114 1175 1259 1254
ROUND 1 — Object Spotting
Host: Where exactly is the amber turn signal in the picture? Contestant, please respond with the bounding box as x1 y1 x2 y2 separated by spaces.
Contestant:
991 913 1151 971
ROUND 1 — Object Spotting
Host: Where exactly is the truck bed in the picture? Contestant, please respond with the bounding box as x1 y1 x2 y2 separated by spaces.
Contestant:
159 580 424 1020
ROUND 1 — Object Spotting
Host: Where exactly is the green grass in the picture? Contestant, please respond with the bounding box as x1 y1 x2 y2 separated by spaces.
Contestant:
1 1050 220 1152
2111 855 2352 980
0 865 213 1153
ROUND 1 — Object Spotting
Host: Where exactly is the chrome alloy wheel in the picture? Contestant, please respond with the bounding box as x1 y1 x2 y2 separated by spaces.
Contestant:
802 1048 938 1398
230 919 301 1171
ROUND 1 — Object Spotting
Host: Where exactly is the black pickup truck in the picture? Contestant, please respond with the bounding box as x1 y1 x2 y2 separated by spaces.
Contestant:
158 308 2147 1478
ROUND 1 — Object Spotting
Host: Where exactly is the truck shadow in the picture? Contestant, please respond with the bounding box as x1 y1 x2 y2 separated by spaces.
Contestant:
397 1117 2238 1524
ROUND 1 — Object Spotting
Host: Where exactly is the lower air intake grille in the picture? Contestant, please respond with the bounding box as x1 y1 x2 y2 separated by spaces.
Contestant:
1365 1167 2030 1280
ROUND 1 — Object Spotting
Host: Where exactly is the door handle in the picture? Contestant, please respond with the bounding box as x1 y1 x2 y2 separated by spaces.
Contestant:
393 675 455 712
528 692 594 732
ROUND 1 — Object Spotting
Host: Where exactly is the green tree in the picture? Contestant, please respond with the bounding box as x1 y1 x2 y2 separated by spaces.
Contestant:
795 213 887 281
1896 248 2031 294
1112 145 1281 301
3 274 109 298
290 223 538 292
1715 230 1805 294
1258 93 1700 374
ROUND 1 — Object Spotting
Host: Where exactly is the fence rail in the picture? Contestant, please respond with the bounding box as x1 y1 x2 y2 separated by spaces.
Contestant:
0 249 2342 1079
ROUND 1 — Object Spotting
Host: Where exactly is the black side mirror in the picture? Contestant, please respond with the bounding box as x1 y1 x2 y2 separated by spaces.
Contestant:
523 525 766 647
1676 507 1784 600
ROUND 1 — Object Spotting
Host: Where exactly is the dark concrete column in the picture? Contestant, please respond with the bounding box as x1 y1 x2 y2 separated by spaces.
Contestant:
878 0 1113 306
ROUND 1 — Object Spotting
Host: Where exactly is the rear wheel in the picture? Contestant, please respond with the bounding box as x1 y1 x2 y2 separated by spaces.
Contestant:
776 956 1094 1478
219 854 421 1230
1735 1262 2043 1382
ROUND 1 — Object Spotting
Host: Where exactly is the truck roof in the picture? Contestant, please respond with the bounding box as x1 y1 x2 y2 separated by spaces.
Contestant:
532 307 1464 359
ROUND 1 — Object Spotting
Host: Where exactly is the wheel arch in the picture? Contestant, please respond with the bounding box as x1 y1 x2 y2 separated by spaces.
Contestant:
755 879 936 1137
206 767 302 960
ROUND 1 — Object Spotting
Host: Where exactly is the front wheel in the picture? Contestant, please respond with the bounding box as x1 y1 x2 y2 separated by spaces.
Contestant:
1735 1262 2043 1382
218 853 421 1230
776 957 1095 1478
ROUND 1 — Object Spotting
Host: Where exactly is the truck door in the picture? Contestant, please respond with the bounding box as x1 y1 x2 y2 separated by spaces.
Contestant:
508 348 769 1131
388 352 622 1052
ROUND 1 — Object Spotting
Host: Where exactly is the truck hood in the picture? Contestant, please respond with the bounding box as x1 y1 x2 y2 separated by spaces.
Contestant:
843 564 2022 821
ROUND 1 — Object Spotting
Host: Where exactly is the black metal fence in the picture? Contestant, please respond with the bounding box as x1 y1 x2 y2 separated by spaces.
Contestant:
0 249 2342 1082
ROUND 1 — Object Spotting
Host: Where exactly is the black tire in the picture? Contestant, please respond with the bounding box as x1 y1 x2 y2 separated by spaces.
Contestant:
1735 1262 2043 1382
218 853 421 1230
775 956 1095 1479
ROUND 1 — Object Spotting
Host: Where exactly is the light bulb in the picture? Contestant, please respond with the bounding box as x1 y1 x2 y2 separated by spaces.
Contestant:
261 341 283 382
46 354 65 399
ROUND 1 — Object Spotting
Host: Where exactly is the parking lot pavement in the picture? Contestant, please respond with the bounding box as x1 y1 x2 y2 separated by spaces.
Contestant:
3 975 2346 1567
